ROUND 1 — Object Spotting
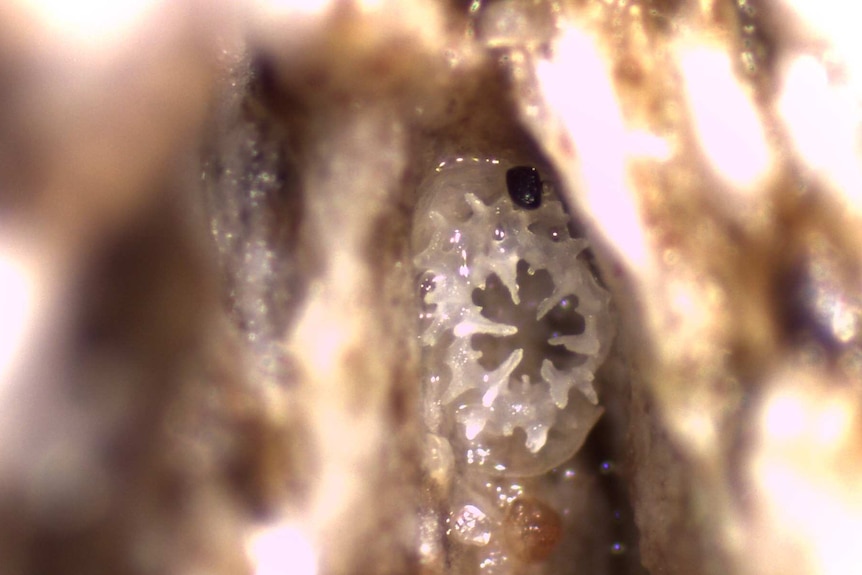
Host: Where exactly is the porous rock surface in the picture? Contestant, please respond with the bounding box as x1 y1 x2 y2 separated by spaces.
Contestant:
0 2 860 575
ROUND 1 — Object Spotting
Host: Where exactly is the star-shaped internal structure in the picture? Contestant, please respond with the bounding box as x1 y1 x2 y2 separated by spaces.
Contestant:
414 164 614 456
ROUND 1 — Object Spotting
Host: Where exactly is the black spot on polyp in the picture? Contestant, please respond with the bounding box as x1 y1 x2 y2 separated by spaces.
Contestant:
506 166 542 210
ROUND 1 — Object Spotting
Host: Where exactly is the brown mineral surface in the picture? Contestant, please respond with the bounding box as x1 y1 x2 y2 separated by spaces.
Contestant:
0 1 860 575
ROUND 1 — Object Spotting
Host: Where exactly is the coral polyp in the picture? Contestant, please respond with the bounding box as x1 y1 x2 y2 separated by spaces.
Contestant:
413 158 614 476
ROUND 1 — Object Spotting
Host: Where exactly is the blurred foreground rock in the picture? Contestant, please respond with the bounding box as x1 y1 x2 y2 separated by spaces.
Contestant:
1 1 862 575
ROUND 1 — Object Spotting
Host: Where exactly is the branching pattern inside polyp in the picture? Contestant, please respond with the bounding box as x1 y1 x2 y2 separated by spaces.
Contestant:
471 261 586 382
413 158 614 475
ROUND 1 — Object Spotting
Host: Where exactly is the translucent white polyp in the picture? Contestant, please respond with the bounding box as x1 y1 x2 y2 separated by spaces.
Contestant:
453 388 604 477
413 158 614 476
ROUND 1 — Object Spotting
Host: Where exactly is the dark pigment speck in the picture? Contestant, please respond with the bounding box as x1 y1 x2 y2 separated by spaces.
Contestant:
506 166 542 210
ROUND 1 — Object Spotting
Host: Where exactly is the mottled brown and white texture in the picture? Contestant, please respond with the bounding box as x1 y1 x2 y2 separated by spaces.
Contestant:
2 1 862 575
